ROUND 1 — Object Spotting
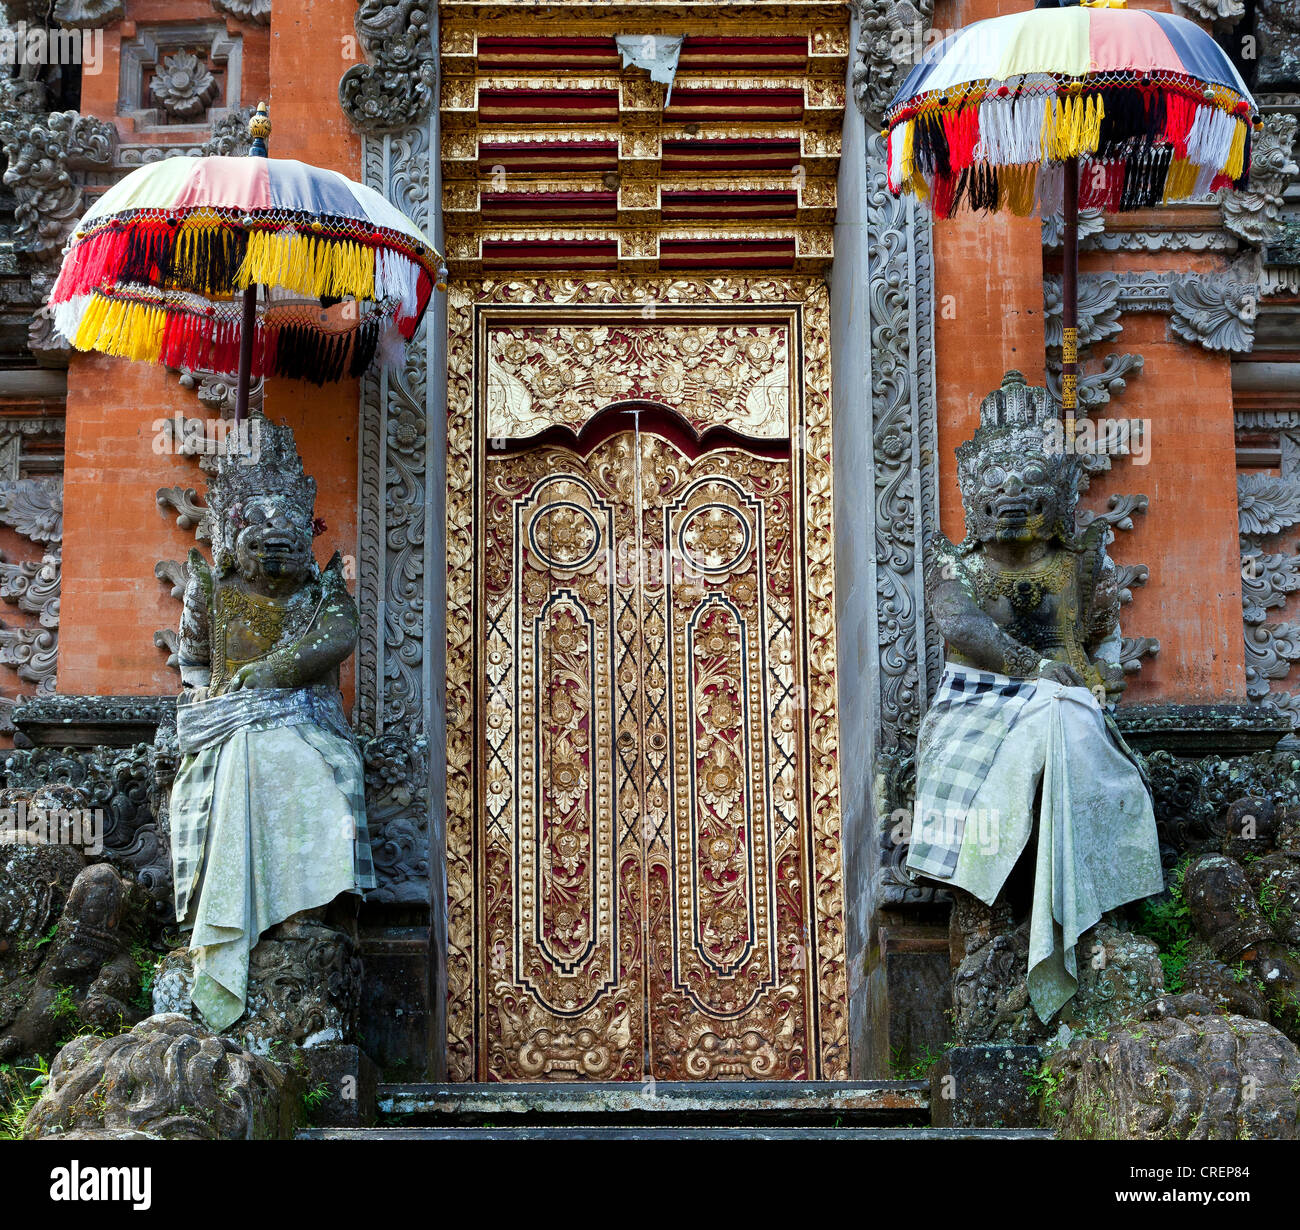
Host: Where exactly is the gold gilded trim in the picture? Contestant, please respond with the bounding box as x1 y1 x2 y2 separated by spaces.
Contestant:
445 275 845 1080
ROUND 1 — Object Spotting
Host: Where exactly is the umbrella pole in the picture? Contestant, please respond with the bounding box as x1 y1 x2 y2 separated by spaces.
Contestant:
1061 153 1079 441
234 283 256 428
234 101 271 429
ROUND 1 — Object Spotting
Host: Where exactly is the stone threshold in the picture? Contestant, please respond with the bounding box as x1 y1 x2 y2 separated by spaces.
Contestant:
379 1080 930 1126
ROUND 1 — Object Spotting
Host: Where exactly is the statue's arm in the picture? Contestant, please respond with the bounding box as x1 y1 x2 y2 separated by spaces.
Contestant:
227 554 359 691
1083 530 1126 697
925 537 1043 678
177 549 213 689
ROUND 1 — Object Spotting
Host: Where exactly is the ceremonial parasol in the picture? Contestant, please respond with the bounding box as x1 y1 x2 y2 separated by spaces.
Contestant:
47 103 446 423
881 0 1259 427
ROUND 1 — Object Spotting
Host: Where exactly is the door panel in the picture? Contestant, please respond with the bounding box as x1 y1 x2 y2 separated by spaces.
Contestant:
481 426 817 1080
482 439 645 1080
452 293 847 1083
643 445 813 1079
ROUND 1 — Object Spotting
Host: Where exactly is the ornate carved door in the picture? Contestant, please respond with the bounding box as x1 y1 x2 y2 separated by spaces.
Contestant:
446 287 847 1081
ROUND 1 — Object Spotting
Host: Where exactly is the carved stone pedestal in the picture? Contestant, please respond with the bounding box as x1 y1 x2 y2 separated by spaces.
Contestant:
930 1044 1043 1129
299 1043 379 1128
153 914 363 1055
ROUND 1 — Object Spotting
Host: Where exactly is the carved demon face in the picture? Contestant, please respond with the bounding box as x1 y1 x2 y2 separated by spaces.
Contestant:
961 447 1074 545
233 496 313 584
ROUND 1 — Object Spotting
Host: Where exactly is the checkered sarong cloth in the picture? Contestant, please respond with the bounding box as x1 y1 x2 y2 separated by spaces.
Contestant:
906 665 1036 881
170 686 375 926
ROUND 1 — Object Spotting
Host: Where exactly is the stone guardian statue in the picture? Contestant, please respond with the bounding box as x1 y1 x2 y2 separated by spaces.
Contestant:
908 370 1163 1023
169 418 374 1031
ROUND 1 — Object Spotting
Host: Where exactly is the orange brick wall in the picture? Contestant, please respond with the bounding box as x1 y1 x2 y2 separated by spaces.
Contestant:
928 0 1245 704
58 0 363 702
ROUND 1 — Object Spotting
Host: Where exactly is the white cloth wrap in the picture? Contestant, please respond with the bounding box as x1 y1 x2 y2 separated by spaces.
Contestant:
169 686 374 1032
908 663 1164 1022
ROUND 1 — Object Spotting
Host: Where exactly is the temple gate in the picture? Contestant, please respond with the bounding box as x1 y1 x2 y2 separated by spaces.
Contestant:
446 288 847 1079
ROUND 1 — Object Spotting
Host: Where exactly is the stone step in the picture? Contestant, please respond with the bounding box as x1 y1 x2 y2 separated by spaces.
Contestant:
377 1080 930 1127
299 1125 1055 1141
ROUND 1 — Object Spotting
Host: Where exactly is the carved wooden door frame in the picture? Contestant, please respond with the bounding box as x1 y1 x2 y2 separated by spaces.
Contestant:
445 276 847 1081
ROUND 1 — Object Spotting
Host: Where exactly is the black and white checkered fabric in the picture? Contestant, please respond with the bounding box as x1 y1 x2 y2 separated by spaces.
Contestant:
907 666 1037 881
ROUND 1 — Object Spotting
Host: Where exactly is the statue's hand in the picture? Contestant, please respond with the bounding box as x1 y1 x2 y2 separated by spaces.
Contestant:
226 661 282 691
1037 659 1085 688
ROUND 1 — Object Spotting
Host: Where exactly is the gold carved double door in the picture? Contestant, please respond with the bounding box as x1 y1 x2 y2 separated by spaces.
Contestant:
457 297 846 1082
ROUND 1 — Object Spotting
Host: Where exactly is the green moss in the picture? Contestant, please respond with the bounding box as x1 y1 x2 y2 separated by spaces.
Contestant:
1134 858 1196 991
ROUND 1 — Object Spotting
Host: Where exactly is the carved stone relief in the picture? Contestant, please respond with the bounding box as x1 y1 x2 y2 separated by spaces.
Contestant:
0 111 115 261
118 25 241 131
862 132 944 906
1239 431 1300 724
1221 114 1299 248
212 0 270 26
338 0 436 135
1044 268 1261 356
0 420 64 703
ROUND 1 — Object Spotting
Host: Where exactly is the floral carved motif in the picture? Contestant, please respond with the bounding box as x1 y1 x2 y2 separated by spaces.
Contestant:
486 323 791 440
448 277 846 1082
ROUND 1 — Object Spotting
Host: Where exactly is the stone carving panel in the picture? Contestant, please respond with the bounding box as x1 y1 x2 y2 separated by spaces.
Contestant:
486 322 791 440
339 0 436 134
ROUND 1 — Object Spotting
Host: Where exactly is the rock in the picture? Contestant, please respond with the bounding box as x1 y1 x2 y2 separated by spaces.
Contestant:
1045 997 1300 1139
951 922 1044 1043
1276 806 1300 858
1185 853 1275 960
931 1044 1042 1129
1059 925 1165 1037
154 913 362 1055
1247 942 1300 1043
951 921 1163 1044
1221 796 1277 861
0 863 145 1061
298 1043 378 1128
1246 853 1300 945
1181 959 1271 1020
23 1013 297 1140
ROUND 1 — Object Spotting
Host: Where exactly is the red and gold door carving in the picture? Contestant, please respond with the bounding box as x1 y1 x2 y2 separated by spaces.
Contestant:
449 288 847 1081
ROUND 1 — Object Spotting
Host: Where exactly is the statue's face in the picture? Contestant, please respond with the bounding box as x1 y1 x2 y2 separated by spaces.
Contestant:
964 451 1068 544
234 497 313 583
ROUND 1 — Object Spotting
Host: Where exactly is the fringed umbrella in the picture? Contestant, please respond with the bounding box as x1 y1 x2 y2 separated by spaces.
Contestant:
48 103 446 422
881 0 1259 427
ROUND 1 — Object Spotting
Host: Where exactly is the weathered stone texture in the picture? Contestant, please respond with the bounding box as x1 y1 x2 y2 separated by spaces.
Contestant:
24 1012 297 1139
1046 995 1300 1140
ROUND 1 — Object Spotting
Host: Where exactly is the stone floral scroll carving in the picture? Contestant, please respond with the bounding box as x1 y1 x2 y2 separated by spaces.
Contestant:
850 0 934 125
0 478 62 694
1042 206 1105 250
212 0 270 26
1239 473 1300 537
1239 430 1300 724
0 111 115 259
156 486 209 538
52 0 125 27
1221 114 1299 248
201 107 255 156
1173 0 1245 24
1047 269 1260 357
1169 274 1260 353
338 0 436 134
149 51 220 121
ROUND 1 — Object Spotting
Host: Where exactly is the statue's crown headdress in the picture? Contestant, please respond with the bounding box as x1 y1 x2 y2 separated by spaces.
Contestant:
203 415 316 568
955 369 1079 489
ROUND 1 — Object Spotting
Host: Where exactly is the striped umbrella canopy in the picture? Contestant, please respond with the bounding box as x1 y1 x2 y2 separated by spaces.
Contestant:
880 0 1259 423
48 104 446 414
883 0 1258 218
